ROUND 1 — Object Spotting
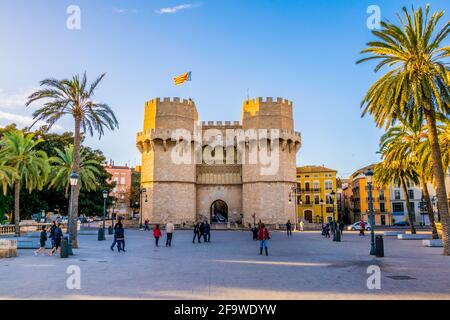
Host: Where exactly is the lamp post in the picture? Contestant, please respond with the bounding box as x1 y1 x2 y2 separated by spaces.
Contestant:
68 172 79 255
109 198 116 235
139 188 147 228
320 199 324 225
365 169 376 255
98 190 108 241
331 190 341 242
289 186 299 231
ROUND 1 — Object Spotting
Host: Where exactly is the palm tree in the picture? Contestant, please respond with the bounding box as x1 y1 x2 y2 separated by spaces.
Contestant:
26 73 118 247
380 116 439 238
49 145 101 197
0 131 50 236
0 163 16 195
374 159 419 234
358 6 450 254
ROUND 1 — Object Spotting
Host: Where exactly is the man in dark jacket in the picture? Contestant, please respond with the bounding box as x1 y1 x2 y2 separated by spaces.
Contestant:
286 220 292 237
204 221 211 242
192 223 201 243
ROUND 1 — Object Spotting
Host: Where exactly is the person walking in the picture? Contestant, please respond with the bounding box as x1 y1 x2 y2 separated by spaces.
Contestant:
49 223 63 257
199 222 205 241
286 220 292 237
34 226 48 256
324 223 331 238
110 220 123 251
49 221 56 249
258 223 270 256
192 223 201 243
299 220 304 232
359 221 366 236
116 222 126 252
339 221 345 238
144 219 150 231
166 222 174 247
204 220 211 242
153 224 162 247
252 225 258 240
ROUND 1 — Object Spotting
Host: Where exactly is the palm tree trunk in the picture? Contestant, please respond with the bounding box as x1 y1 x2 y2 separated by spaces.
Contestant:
14 180 20 237
69 117 82 248
421 178 439 239
401 177 416 234
424 108 449 255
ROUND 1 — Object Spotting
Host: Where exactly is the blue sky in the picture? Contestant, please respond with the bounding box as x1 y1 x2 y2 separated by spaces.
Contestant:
0 0 448 177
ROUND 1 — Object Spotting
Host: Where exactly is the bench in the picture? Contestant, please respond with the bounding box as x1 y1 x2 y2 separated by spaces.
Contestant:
397 234 432 240
0 239 17 258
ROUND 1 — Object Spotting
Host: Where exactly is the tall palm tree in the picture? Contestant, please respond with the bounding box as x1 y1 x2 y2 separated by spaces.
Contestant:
0 131 50 236
380 116 439 238
358 6 450 254
26 73 118 247
49 145 101 197
374 159 419 234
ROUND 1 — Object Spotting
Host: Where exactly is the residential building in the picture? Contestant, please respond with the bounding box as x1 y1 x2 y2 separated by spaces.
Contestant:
351 165 392 226
296 166 338 224
104 162 132 218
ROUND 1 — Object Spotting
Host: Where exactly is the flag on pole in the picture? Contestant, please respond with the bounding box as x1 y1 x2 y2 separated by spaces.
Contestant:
173 71 192 85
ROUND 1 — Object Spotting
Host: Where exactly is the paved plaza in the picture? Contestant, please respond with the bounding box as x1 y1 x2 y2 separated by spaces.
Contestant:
1 229 450 300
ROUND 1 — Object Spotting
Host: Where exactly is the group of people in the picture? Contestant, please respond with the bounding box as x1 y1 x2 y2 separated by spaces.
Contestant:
192 221 211 243
33 221 64 257
321 221 345 238
152 222 175 247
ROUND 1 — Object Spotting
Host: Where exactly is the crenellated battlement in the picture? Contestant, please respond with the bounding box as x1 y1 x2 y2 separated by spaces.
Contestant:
244 97 293 106
145 97 196 107
199 120 242 128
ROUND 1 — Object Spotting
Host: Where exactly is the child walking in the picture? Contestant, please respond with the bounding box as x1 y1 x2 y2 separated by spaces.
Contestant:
153 224 162 247
34 226 48 256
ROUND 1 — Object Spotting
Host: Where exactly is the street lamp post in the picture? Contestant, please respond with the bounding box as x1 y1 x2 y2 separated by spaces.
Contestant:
139 188 147 228
109 198 116 235
289 186 299 231
320 199 324 225
98 190 108 241
365 169 376 255
68 172 79 255
331 191 341 242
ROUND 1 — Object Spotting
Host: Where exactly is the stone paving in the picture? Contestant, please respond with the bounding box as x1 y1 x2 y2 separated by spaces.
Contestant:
0 228 449 300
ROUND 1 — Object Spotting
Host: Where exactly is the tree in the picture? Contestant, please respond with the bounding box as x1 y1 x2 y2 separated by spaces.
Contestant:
380 116 439 238
26 73 119 247
358 5 450 254
374 159 419 234
0 131 50 236
49 145 101 197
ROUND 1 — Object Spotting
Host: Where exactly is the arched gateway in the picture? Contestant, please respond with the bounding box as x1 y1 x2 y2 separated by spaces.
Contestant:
210 200 228 223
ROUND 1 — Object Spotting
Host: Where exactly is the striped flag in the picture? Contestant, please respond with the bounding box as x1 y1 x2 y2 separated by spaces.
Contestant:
173 71 192 85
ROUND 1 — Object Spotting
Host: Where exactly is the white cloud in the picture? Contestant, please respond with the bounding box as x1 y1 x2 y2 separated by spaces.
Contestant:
156 3 202 14
0 88 38 109
112 8 139 14
0 111 64 132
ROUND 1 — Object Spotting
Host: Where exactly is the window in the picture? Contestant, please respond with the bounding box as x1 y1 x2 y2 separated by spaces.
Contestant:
408 190 414 200
305 195 311 205
314 195 320 204
380 203 386 213
393 202 404 213
305 182 310 191
325 180 333 190
394 190 401 200
313 181 319 189
120 175 126 185
379 190 385 201
326 207 333 213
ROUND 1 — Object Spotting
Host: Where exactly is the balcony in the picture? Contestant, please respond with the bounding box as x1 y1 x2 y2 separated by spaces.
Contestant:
298 188 321 194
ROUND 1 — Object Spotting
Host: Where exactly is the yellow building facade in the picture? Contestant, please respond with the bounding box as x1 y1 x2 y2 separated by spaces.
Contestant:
351 165 392 225
296 166 338 224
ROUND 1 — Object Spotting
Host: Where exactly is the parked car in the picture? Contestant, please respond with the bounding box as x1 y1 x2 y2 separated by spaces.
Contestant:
347 221 372 231
393 221 410 227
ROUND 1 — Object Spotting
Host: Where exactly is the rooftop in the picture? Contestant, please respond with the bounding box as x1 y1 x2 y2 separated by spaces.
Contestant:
296 165 337 174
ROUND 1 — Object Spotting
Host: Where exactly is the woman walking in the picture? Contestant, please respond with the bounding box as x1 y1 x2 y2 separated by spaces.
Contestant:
258 223 270 256
34 226 48 256
192 223 201 243
153 224 162 247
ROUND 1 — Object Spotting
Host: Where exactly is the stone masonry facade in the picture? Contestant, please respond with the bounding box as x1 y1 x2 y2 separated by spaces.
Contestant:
136 97 301 226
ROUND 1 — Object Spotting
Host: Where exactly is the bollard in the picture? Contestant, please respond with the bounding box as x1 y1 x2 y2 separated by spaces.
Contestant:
375 235 384 257
108 226 113 235
333 229 341 242
98 228 105 241
60 237 69 258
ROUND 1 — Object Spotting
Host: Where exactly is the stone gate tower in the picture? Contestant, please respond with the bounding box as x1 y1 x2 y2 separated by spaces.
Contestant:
136 97 301 226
